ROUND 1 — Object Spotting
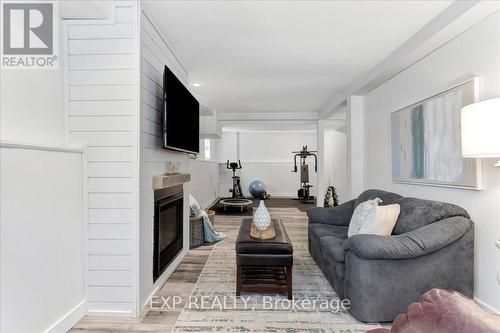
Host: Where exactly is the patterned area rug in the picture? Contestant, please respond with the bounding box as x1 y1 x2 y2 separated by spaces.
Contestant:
173 208 381 332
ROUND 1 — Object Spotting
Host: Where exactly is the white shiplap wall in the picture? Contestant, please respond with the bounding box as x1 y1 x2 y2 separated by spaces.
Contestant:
64 2 220 316
65 3 138 316
138 7 193 311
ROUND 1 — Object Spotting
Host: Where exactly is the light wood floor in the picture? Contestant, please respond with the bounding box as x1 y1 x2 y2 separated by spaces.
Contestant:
71 215 239 332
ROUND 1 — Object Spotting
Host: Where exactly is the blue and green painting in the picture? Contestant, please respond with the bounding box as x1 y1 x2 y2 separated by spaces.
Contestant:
391 87 479 188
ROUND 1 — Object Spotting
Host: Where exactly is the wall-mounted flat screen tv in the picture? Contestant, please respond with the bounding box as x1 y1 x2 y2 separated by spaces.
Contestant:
163 65 199 154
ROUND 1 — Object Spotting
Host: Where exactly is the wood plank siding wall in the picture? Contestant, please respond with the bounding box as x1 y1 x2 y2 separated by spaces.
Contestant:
65 2 139 316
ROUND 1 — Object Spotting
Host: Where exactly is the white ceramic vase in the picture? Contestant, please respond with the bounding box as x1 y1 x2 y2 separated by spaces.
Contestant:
253 200 271 231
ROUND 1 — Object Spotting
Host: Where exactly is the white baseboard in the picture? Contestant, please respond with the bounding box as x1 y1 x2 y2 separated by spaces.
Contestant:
45 300 86 333
475 297 500 314
202 196 219 209
138 248 188 316
86 309 134 317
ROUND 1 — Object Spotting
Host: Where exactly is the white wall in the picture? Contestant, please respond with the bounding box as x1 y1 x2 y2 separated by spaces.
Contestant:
189 138 220 208
138 7 219 313
0 144 86 333
323 129 347 203
218 131 317 197
317 119 348 207
346 95 365 198
189 159 219 208
64 3 139 316
0 18 65 145
363 11 500 312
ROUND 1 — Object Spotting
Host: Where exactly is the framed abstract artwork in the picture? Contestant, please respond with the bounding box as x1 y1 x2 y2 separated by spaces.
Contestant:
390 77 483 190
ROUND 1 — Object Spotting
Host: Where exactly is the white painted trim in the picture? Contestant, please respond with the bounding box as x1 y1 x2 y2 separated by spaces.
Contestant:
62 18 71 146
475 297 500 315
80 145 89 311
201 196 220 210
0 141 83 153
262 194 298 198
134 1 142 317
44 300 86 333
86 309 135 317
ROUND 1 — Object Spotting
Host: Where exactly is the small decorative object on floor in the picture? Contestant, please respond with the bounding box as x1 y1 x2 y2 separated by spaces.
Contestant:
260 191 271 200
323 186 339 207
253 200 271 230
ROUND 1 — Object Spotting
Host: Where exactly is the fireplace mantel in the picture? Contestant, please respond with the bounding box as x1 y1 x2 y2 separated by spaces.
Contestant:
153 173 191 190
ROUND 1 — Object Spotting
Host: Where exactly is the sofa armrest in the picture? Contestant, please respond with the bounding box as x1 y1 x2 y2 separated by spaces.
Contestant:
343 216 473 260
306 199 355 226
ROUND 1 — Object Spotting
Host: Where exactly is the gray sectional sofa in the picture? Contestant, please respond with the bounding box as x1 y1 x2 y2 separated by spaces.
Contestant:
307 189 474 323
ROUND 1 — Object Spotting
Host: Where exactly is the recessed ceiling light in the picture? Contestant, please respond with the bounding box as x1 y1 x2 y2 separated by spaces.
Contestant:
192 82 203 87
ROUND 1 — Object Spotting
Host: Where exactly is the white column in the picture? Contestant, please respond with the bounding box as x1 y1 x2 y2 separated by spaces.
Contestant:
317 119 348 206
316 120 326 207
346 95 365 199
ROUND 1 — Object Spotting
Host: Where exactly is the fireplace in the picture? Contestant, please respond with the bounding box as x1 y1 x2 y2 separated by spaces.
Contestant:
153 185 183 281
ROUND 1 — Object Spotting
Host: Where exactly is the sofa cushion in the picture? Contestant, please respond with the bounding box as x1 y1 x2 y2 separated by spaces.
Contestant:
393 197 470 234
309 224 348 245
320 236 346 278
354 189 403 208
348 198 400 237
320 236 346 262
307 199 356 226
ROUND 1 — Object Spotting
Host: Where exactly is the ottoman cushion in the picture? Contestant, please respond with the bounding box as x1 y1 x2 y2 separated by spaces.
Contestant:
236 219 293 266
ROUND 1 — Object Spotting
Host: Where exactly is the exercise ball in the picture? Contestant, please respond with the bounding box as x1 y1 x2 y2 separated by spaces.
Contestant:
249 180 266 198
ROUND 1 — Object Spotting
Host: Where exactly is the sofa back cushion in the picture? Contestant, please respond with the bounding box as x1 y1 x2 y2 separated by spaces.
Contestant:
348 198 401 237
355 189 403 208
392 197 470 234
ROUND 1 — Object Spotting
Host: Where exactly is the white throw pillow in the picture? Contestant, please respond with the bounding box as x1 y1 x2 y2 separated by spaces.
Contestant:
189 194 203 218
348 198 400 237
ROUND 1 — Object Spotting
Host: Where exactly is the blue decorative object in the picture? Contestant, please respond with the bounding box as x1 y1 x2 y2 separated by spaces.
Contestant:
249 180 266 198
201 211 226 243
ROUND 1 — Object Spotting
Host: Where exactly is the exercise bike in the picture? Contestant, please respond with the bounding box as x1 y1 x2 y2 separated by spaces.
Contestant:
291 146 318 203
226 160 243 198
218 160 253 212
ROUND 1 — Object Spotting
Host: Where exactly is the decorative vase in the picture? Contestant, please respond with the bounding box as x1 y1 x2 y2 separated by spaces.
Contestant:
253 200 271 231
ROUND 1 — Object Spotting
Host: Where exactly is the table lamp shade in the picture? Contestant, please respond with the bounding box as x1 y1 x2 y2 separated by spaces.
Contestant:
461 98 500 158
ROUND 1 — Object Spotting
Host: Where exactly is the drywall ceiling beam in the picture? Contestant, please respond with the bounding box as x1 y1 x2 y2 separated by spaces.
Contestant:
218 112 319 121
200 104 216 117
220 120 318 132
319 0 499 119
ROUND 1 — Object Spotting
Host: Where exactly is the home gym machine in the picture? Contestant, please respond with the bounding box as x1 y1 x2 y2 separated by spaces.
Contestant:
218 160 253 212
291 146 318 202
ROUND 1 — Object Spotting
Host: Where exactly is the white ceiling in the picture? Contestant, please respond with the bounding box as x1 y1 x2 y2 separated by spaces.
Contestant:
143 0 452 116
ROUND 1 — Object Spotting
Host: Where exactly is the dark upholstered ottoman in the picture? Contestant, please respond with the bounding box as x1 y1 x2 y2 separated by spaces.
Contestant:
235 219 293 299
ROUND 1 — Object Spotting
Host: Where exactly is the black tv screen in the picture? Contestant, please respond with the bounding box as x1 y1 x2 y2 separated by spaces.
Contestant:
163 66 199 154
